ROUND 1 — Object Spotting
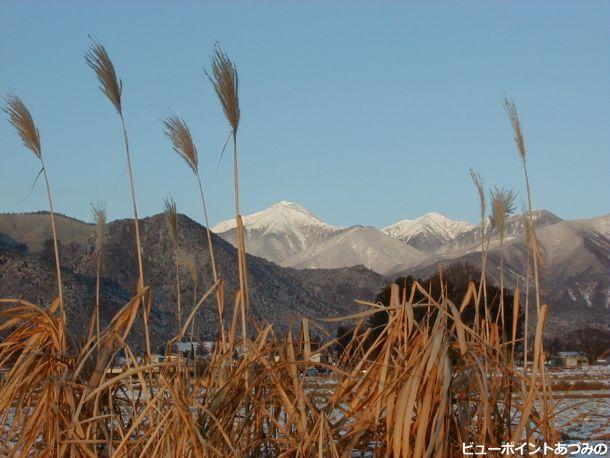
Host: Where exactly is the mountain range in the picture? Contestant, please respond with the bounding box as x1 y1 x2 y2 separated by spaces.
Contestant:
1 202 607 344
212 201 340 264
382 212 474 252
0 212 386 350
213 201 609 336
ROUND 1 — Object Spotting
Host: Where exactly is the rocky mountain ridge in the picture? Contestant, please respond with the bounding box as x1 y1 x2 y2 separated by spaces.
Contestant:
0 212 386 349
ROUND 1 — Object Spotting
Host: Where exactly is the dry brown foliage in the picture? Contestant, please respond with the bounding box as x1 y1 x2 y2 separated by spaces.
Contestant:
0 277 558 456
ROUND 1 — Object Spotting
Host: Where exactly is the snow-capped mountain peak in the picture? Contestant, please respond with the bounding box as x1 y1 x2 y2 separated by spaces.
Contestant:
382 212 474 251
212 200 339 234
212 201 341 264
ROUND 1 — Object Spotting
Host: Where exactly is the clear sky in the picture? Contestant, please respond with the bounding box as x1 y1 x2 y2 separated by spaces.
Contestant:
0 1 608 228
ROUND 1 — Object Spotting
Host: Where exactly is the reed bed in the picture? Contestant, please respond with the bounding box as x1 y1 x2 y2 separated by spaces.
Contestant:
0 278 558 456
0 41 558 457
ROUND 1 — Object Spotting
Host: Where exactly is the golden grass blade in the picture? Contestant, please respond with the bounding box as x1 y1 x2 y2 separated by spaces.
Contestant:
447 299 467 356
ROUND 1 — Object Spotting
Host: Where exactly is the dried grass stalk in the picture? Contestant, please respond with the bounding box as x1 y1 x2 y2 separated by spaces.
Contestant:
0 269 559 456
469 169 488 325
85 38 151 358
489 186 517 329
3 93 65 321
177 248 199 351
164 196 183 334
504 96 551 435
91 202 107 344
163 115 224 344
207 44 249 334
164 196 179 246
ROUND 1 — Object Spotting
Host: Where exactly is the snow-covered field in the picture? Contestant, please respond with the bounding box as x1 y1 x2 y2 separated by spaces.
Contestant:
3 366 607 455
547 365 610 442
302 365 610 456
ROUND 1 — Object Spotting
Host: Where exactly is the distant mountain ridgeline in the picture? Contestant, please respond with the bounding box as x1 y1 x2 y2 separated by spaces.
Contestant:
212 202 609 337
0 211 386 350
1 204 608 342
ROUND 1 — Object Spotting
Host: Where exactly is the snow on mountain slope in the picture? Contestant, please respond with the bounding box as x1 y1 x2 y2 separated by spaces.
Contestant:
577 213 609 237
383 212 474 252
435 209 563 255
387 214 608 316
282 226 424 274
530 214 608 277
387 210 576 278
212 201 337 234
212 201 341 264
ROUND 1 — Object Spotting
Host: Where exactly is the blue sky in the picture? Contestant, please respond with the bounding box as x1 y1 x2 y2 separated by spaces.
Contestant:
0 2 608 228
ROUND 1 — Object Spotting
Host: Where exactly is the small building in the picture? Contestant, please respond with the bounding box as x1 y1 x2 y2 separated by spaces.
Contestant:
174 341 216 357
550 351 588 367
308 353 322 364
